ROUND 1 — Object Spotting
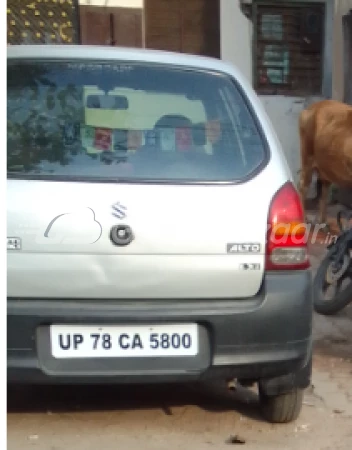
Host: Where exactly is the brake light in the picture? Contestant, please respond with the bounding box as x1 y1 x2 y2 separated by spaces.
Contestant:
266 181 310 270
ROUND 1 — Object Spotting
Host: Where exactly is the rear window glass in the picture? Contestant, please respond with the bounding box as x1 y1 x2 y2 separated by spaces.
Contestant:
7 60 267 183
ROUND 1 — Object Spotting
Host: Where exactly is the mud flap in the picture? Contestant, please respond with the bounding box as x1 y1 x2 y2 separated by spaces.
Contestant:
259 348 312 396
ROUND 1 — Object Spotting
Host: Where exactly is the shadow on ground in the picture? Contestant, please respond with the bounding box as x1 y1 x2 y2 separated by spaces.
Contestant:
7 381 264 421
313 305 352 361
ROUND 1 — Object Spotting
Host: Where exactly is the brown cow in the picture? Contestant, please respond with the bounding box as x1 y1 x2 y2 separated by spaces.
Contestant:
298 99 352 225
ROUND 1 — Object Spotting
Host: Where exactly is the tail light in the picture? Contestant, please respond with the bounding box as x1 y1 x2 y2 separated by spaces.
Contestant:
266 181 310 270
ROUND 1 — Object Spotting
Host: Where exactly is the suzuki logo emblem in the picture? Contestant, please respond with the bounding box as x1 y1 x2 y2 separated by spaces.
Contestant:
111 202 127 219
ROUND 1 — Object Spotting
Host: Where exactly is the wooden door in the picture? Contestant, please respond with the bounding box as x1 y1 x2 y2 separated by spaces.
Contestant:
181 0 220 58
145 0 182 52
111 8 142 47
80 6 142 48
145 0 220 58
80 6 111 45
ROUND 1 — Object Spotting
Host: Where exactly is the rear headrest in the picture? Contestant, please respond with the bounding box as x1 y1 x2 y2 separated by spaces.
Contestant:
154 115 207 147
192 123 207 146
154 114 192 129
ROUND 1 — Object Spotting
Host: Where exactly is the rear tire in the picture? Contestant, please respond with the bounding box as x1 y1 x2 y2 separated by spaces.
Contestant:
259 388 304 423
313 248 352 315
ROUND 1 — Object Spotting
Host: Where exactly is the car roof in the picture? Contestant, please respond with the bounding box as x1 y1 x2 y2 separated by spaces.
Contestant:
7 44 241 78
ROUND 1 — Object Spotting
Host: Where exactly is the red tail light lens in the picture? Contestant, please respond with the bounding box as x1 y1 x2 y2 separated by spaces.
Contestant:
266 181 310 270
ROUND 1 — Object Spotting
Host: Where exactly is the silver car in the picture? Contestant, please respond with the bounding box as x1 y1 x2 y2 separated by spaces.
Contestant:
7 45 312 424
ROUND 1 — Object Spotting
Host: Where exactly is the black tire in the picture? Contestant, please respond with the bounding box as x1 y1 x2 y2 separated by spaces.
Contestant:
259 388 304 423
313 248 352 315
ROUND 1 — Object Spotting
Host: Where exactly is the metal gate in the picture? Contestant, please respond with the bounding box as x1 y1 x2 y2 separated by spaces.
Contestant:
7 0 80 45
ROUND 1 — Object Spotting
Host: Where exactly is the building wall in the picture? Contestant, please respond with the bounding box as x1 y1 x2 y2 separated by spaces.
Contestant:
332 0 352 101
220 0 252 82
220 0 334 190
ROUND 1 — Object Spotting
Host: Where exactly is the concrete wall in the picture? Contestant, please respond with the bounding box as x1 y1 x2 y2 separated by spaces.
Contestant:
332 0 352 101
220 0 252 82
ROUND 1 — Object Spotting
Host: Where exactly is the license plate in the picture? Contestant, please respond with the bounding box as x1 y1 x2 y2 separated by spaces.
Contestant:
50 324 198 359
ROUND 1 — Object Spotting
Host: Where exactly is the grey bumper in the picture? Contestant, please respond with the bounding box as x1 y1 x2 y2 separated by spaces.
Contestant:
7 271 312 385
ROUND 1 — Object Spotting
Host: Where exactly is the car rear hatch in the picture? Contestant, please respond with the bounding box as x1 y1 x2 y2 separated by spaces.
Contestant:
7 176 274 299
7 55 278 300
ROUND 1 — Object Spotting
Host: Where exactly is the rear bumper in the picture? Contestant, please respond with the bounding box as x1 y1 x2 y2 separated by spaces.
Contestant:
7 271 312 387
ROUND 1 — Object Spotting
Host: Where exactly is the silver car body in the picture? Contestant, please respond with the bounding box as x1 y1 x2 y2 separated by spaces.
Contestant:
7 45 293 300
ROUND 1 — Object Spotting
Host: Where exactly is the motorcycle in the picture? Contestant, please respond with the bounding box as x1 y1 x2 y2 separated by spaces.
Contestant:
313 209 352 315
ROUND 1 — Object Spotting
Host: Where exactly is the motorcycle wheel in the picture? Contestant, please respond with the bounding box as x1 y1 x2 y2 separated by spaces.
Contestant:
313 248 352 315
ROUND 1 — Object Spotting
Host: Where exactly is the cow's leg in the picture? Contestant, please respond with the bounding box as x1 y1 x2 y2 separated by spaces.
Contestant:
318 180 331 227
298 166 314 222
298 110 316 223
298 170 309 207
298 124 313 218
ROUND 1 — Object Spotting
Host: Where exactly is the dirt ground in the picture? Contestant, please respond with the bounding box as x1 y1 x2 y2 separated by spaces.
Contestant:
7 236 352 450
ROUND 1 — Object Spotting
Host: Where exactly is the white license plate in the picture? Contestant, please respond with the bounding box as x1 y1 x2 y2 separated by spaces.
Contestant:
50 324 198 359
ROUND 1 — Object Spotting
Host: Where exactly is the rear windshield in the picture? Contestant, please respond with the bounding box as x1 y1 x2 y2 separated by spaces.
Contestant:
7 60 267 183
